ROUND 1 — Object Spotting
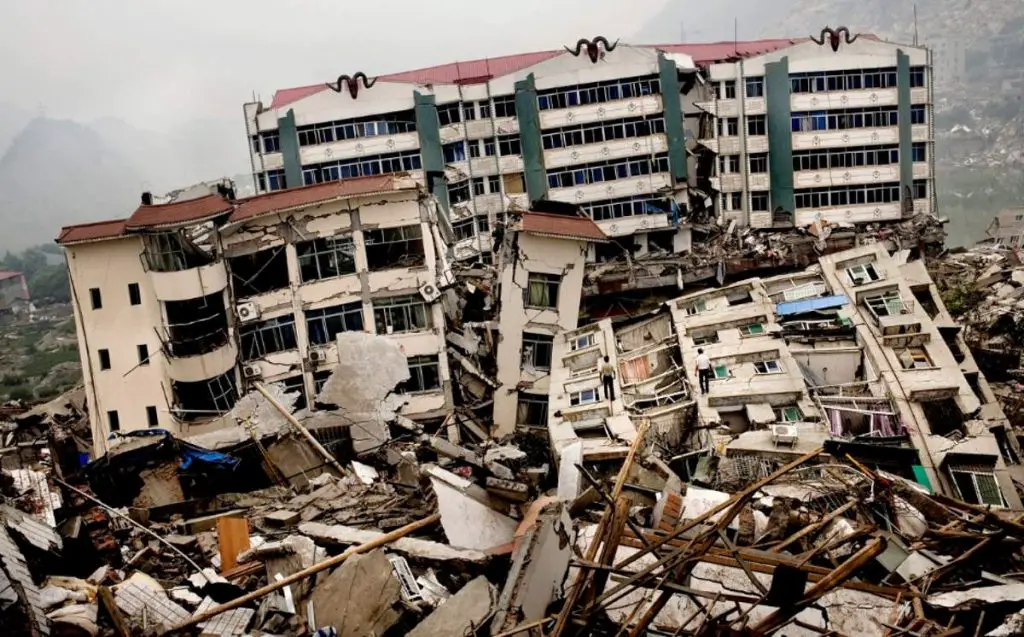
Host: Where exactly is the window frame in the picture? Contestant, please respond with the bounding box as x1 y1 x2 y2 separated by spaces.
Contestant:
754 359 784 375
400 355 442 393
90 287 102 310
373 295 432 335
569 388 599 406
128 283 141 306
363 225 426 271
306 302 365 346
524 272 561 309
297 234 358 283
522 332 554 371
240 315 298 360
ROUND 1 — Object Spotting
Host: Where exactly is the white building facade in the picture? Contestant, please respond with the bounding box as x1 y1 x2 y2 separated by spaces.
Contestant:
58 176 454 455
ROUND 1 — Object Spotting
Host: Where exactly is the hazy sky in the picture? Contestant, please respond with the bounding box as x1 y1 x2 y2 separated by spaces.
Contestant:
1 0 667 129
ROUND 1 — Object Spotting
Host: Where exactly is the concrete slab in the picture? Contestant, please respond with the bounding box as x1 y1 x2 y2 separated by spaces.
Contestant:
299 523 491 564
428 466 517 551
408 576 495 637
309 549 401 637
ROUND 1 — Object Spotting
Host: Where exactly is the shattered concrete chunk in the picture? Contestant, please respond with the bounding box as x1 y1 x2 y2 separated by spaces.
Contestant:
309 549 401 637
408 576 495 637
428 466 517 551
299 523 491 564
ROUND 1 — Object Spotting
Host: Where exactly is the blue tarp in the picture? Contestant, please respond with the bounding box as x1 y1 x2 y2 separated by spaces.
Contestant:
105 428 239 471
776 294 849 317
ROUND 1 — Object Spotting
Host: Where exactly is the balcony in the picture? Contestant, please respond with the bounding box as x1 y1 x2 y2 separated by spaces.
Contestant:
794 165 900 189
150 261 228 302
299 131 420 166
544 135 668 170
594 211 673 238
711 173 744 192
463 117 519 140
468 154 524 177
539 95 663 130
794 203 903 227
791 88 898 112
548 172 672 205
793 127 898 151
694 98 739 118
165 336 238 384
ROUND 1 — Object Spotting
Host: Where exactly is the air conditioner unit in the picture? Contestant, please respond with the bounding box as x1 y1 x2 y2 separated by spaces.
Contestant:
771 424 799 447
236 302 260 324
242 363 262 379
419 282 441 303
308 349 328 364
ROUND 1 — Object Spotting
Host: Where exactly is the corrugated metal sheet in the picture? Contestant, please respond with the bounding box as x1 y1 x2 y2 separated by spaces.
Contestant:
776 294 849 316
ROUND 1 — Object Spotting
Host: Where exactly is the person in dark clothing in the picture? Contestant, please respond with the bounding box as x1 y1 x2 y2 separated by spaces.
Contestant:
600 355 616 401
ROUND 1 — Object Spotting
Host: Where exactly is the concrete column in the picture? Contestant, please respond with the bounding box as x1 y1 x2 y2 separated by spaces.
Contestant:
414 91 449 212
765 57 795 215
897 50 914 213
514 74 548 204
658 53 688 184
277 109 303 189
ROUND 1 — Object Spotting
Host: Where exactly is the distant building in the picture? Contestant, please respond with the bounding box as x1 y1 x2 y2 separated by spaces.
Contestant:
931 38 966 86
0 271 29 312
986 207 1024 248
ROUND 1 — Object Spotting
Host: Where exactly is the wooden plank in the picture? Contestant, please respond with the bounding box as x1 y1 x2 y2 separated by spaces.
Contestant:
98 585 130 637
217 515 251 573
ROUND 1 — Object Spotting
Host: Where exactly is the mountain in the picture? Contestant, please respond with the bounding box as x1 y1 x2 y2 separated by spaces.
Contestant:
0 118 146 252
633 0 798 44
0 103 32 158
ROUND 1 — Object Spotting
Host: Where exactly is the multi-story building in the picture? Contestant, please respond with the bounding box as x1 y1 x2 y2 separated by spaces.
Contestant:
985 207 1024 249
696 34 936 230
245 34 935 281
0 271 29 312
57 175 454 455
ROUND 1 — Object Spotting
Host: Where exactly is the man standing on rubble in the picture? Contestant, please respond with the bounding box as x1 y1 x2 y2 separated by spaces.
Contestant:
601 356 616 401
695 348 712 394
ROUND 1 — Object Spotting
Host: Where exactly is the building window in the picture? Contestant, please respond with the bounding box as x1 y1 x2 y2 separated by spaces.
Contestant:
685 299 707 316
478 100 492 118
302 150 422 185
297 235 357 283
364 225 425 270
137 344 150 366
911 105 926 125
546 154 670 189
793 145 900 171
462 103 476 121
146 406 158 427
542 115 667 150
775 406 801 422
747 115 767 136
912 142 927 162
754 359 784 374
742 323 766 336
847 263 882 285
487 175 501 193
692 330 719 346
452 218 477 242
865 290 906 317
448 180 471 205
517 394 549 426
569 389 599 406
306 302 365 346
537 75 660 111
909 67 926 88
128 283 141 306
570 333 596 351
522 333 554 371
721 80 736 99
373 295 431 334
90 288 102 310
471 177 486 196
296 110 417 147
525 273 561 308
172 371 238 421
749 154 768 173
795 182 906 209
745 77 764 98
790 107 899 133
240 316 298 360
498 135 521 156
107 411 120 432
260 131 280 153
751 194 769 212
896 347 933 370
437 103 461 126
949 464 1005 507
729 192 743 211
399 355 441 393
443 141 466 163
718 118 739 136
98 349 111 371
720 155 739 173
493 96 517 118
713 364 729 380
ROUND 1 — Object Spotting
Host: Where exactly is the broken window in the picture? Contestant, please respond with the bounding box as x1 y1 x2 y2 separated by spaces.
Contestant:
437 103 461 126
296 235 357 283
864 289 905 318
745 77 764 98
949 463 1005 507
163 292 229 358
754 360 783 375
107 410 119 432
524 273 561 308
691 330 719 346
847 263 882 286
90 287 102 310
443 141 466 163
306 302 364 346
280 375 308 411
684 299 707 316
921 397 966 438
373 295 431 334
569 389 599 406
313 370 332 395
143 232 214 272
749 153 768 173
992 424 1021 466
747 115 767 136
452 218 476 242
517 394 549 427
229 247 290 295
522 333 554 371
98 349 111 371
364 225 425 271
240 315 298 360
448 180 471 205
172 370 238 421
896 347 933 370
128 283 141 306
398 355 441 393
146 406 158 427
137 344 149 366
503 173 526 194
570 333 596 351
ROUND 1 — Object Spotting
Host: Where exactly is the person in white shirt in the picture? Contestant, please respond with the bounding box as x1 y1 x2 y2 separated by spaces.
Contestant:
600 356 616 401
695 348 712 394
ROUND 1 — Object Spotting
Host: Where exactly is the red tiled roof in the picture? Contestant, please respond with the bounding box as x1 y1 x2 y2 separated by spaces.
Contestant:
0 271 23 281
229 174 411 224
56 219 129 246
267 39 807 110
126 194 234 230
520 212 607 243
